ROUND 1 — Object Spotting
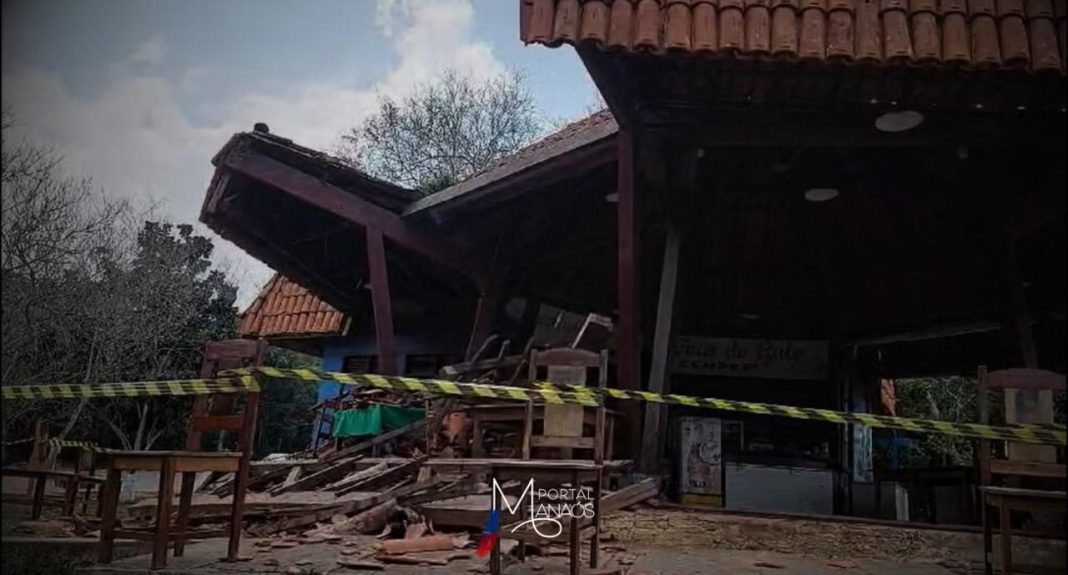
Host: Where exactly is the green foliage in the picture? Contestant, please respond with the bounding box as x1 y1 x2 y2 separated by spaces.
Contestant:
891 376 995 467
256 347 320 456
339 69 541 196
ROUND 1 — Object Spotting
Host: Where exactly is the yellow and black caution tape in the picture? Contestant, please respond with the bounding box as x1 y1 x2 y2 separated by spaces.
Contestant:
1 376 260 401
241 367 1066 447
48 439 103 452
2 437 35 446
231 367 600 406
531 380 1066 446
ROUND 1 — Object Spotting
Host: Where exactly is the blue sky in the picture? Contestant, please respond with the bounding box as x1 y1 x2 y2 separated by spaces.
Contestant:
2 0 599 304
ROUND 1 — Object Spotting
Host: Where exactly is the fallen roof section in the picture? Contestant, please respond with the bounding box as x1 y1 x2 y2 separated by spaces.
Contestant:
404 109 618 218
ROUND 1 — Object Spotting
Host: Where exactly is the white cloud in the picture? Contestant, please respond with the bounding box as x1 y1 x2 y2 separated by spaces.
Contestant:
130 33 166 66
1 0 506 307
179 67 210 93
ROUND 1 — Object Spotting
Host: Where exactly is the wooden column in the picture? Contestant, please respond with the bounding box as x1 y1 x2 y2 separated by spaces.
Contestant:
639 225 681 473
617 128 640 391
366 227 397 375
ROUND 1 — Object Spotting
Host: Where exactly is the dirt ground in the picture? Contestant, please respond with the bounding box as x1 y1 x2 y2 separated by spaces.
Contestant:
4 506 1065 574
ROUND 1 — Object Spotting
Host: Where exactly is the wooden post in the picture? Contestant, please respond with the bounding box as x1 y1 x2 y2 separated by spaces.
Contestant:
97 467 122 564
366 227 397 375
27 421 49 497
174 472 196 556
152 456 176 569
569 469 581 575
616 128 644 459
616 128 640 392
228 391 260 561
639 225 681 473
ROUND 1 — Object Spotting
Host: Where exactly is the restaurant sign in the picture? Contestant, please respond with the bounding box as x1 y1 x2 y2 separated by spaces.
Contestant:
671 336 829 380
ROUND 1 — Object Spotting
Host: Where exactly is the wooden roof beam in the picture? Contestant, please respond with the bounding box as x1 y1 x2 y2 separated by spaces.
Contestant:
220 147 491 291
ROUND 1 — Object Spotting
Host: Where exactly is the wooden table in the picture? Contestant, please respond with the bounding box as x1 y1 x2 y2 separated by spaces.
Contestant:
1 467 106 518
467 404 618 459
442 459 604 575
97 451 243 570
980 486 1066 575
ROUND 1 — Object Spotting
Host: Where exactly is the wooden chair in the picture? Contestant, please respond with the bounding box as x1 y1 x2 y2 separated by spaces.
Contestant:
977 366 1066 575
523 348 609 464
97 339 265 569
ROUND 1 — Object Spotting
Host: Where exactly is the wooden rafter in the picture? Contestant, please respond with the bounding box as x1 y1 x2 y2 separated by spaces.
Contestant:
220 148 490 291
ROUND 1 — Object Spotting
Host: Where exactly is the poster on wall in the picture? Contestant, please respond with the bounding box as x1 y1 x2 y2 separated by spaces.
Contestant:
671 336 829 380
852 424 873 482
677 417 722 506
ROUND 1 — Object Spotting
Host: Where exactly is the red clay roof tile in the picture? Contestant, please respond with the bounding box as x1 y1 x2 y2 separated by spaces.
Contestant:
238 274 348 340
520 0 1066 73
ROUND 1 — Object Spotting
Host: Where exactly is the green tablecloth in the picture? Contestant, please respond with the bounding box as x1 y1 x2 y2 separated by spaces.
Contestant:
332 405 425 438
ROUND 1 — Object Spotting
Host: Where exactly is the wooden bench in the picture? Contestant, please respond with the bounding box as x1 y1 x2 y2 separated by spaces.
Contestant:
980 486 1066 575
1 467 105 519
977 366 1066 575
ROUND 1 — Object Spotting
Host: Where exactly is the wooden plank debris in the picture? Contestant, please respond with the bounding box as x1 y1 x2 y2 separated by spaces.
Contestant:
320 419 427 465
335 457 427 496
601 477 659 514
257 476 443 535
326 462 389 492
270 456 364 495
331 498 397 535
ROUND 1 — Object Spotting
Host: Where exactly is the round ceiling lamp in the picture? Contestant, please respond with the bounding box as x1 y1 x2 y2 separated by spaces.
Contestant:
804 188 840 202
874 110 925 133
604 192 619 203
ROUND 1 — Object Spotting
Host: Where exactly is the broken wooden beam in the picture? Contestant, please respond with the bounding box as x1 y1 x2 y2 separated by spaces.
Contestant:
332 498 397 535
320 419 427 465
440 354 523 377
335 456 427 496
258 476 443 535
326 461 389 492
601 477 659 514
270 456 364 495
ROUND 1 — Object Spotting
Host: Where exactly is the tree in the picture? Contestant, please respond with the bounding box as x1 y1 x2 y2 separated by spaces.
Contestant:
81 222 239 450
256 347 320 456
891 376 982 467
338 70 540 195
2 106 239 452
2 105 130 449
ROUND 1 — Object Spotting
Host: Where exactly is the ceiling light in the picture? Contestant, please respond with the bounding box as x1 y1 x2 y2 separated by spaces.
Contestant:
804 188 840 202
875 110 924 133
604 192 619 203
739 313 762 321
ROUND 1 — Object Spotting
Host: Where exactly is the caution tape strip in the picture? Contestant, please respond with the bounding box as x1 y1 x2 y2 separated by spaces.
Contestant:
2 437 35 446
229 367 600 406
241 367 1065 446
1 376 260 400
531 381 1066 445
48 439 102 451
540 381 1068 436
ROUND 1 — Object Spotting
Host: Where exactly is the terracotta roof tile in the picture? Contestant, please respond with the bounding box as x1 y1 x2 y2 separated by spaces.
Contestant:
238 275 348 340
520 0 1066 73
